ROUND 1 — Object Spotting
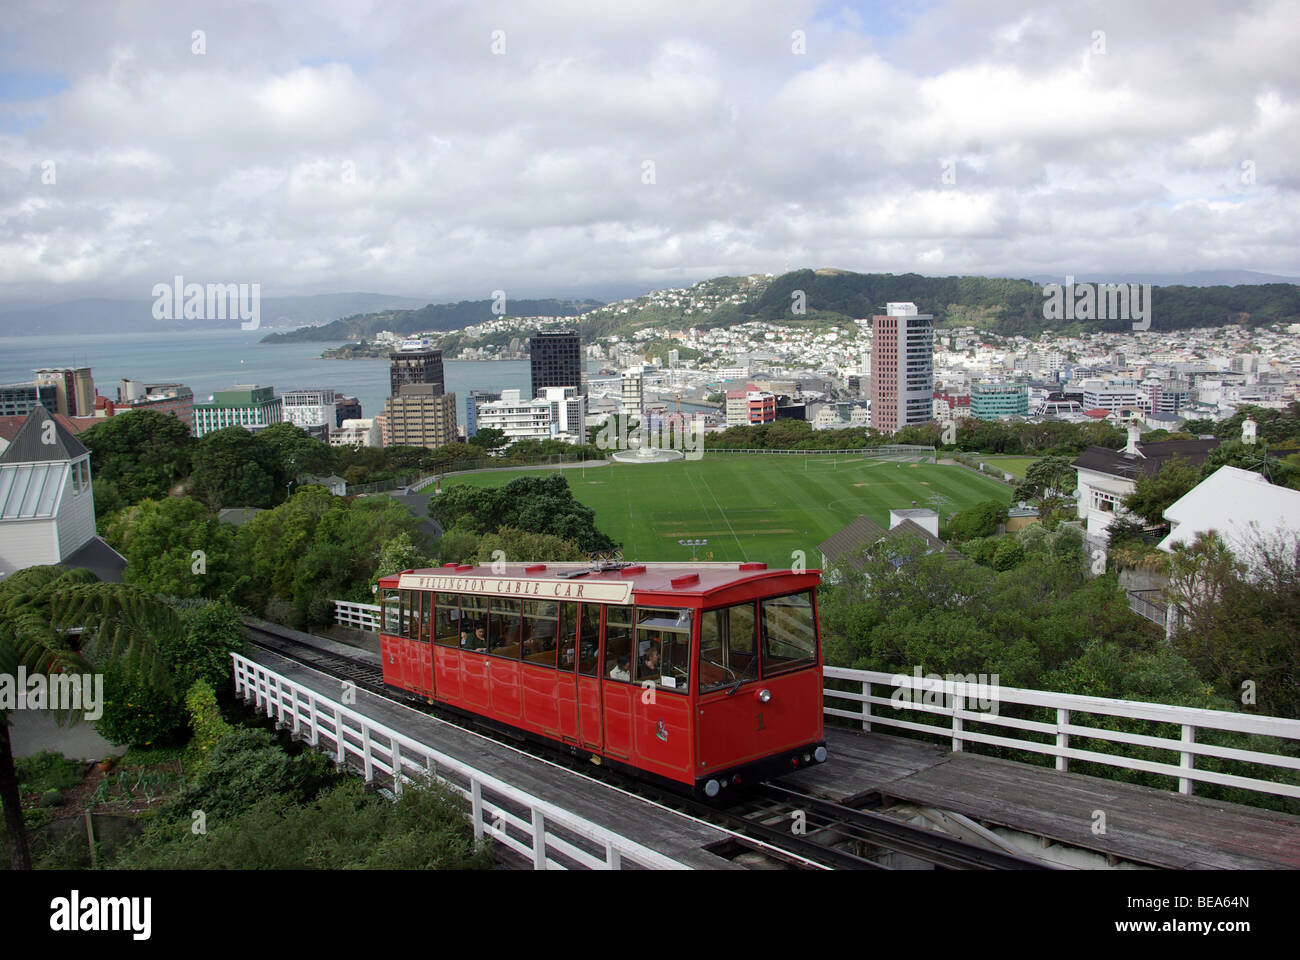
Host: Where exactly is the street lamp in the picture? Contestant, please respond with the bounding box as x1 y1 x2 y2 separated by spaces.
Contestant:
678 538 709 561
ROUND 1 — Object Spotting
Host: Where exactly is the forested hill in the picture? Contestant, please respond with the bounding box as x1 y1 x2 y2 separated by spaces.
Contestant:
261 270 1300 344
260 298 604 343
720 270 1300 336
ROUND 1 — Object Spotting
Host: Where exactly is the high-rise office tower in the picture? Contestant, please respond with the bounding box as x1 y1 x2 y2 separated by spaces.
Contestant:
869 303 933 434
384 384 458 449
529 330 584 397
390 338 445 398
33 367 95 417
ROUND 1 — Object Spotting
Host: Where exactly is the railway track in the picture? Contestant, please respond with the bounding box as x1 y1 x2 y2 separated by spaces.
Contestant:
241 623 1053 871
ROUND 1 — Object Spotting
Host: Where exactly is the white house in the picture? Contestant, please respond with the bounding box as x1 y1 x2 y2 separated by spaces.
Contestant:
0 405 125 580
1158 466 1300 563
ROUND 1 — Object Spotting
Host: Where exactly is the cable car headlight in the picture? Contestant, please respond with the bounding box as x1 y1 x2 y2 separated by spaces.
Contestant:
757 689 771 704
704 779 721 798
814 746 828 763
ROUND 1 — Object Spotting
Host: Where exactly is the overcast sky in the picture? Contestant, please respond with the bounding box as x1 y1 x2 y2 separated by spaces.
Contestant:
1 0 1297 305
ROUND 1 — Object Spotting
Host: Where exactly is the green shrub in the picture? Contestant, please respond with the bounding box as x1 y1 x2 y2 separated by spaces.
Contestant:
184 679 232 765
93 661 189 747
16 751 85 794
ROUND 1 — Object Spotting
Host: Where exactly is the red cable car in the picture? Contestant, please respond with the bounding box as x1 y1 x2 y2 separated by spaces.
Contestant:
375 559 827 798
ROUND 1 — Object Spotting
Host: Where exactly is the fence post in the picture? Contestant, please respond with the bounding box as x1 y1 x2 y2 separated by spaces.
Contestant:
361 723 374 782
952 693 964 752
334 706 346 763
531 809 547 869
471 780 484 841
392 739 403 795
605 840 621 870
1179 724 1196 795
861 679 872 732
308 694 319 746
1056 708 1069 772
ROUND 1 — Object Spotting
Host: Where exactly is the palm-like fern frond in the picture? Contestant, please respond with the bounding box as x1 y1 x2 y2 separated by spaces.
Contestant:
50 582 178 694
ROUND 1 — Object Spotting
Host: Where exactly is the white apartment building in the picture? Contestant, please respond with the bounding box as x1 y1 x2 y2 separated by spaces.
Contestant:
1080 379 1151 414
621 367 644 417
330 418 381 448
477 387 587 444
281 388 337 441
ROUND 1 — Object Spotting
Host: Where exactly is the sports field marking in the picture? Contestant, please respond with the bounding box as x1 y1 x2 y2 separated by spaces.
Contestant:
693 468 746 558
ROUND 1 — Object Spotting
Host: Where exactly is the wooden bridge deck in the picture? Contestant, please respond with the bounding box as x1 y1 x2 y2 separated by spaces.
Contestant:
778 728 1300 869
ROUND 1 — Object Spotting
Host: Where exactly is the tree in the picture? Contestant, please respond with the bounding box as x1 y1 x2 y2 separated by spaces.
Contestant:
78 411 194 505
0 569 174 869
101 497 243 600
474 528 588 564
1123 456 1202 526
374 532 435 586
468 428 508 455
257 422 339 483
430 474 615 552
947 500 1008 541
1013 456 1078 523
190 427 281 509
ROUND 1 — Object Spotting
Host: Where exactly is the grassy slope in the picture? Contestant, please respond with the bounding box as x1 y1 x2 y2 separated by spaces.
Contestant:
443 454 1011 566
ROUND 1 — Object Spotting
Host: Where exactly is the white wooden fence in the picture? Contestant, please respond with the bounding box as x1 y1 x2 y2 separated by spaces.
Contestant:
824 666 1300 801
334 600 381 632
232 652 687 870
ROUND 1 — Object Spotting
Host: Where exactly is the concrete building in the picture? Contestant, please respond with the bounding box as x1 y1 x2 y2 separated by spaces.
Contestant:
621 368 645 417
476 389 553 443
464 390 502 439
541 386 588 442
34 367 95 417
870 303 933 434
192 385 283 437
0 381 58 418
334 395 362 427
330 418 382 448
114 381 195 432
390 339 445 398
281 388 337 441
0 405 125 580
529 330 584 397
970 381 1029 419
383 385 458 449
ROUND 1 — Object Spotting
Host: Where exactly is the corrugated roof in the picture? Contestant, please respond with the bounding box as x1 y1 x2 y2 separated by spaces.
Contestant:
1073 439 1219 481
0 405 90 464
819 515 962 573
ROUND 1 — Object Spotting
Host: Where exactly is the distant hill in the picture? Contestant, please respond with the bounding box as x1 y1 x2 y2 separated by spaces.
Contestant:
1025 269 1300 287
0 292 434 336
260 298 606 343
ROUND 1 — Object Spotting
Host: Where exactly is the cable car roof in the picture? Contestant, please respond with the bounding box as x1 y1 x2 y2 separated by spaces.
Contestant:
385 561 820 603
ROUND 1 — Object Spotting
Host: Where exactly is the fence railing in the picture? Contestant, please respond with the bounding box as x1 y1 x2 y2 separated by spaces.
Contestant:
823 665 1300 801
333 600 381 632
232 653 687 870
1127 590 1169 628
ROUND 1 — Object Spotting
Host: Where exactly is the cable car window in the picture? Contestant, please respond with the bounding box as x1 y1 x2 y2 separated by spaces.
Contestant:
604 605 633 682
460 595 489 652
382 590 400 634
489 597 522 659
699 602 758 693
555 602 578 671
636 607 691 692
400 590 416 639
760 592 817 676
523 600 559 667
434 593 460 647
417 592 431 642
578 604 601 676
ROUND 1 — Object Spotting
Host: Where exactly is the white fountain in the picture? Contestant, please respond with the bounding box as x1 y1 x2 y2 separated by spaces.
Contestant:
610 434 685 464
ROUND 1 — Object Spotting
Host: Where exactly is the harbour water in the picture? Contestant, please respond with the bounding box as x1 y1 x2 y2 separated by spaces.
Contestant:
0 329 598 422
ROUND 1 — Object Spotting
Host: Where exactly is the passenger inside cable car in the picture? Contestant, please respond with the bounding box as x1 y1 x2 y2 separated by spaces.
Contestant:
609 655 631 681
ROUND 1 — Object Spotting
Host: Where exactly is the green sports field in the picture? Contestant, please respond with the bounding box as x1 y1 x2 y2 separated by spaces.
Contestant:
441 454 1011 567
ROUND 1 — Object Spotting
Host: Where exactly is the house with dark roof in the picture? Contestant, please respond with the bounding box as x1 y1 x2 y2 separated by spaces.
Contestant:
1072 423 1219 539
0 406 125 581
819 514 962 582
